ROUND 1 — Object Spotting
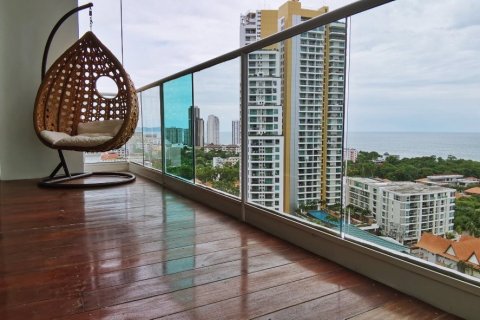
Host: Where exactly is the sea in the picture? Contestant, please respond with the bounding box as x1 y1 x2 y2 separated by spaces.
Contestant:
117 130 480 162
346 132 480 161
223 131 480 161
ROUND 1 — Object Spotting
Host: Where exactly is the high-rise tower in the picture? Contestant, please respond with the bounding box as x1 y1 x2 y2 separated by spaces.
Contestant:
206 115 220 145
232 120 240 145
240 0 346 213
188 106 204 146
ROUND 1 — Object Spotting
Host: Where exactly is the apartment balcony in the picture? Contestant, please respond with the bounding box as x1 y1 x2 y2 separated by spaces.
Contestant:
2 0 480 319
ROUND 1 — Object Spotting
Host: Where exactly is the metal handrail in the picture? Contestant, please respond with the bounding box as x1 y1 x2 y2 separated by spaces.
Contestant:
136 0 394 92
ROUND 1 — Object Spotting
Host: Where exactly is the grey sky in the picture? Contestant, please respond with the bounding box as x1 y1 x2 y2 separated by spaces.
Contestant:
78 0 480 133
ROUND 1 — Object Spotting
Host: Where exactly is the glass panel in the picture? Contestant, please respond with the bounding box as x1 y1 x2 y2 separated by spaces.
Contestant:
345 0 480 281
126 93 143 165
127 92 144 164
84 147 127 163
242 5 347 233
193 59 241 197
163 74 194 181
141 87 162 170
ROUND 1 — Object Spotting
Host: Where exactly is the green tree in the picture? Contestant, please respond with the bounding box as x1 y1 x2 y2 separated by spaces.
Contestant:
348 152 480 183
454 197 480 237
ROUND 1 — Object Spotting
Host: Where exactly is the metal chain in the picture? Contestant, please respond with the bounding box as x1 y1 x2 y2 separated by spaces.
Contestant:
89 7 93 31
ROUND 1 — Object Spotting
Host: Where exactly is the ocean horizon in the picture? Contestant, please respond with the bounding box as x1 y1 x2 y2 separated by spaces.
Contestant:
139 128 480 161
347 131 480 161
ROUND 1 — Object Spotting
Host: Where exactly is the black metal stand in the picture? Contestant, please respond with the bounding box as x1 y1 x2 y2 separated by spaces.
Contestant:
38 150 135 188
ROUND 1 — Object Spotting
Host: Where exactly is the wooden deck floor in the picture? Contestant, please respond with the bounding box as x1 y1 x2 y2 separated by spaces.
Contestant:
0 177 458 319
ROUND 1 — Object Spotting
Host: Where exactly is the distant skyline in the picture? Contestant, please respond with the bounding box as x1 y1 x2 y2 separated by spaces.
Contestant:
79 0 480 133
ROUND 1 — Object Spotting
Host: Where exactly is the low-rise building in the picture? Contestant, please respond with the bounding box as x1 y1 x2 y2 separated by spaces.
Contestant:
203 144 241 154
465 187 480 197
412 233 480 278
373 152 400 164
344 148 358 163
346 177 456 245
416 174 480 187
212 156 240 168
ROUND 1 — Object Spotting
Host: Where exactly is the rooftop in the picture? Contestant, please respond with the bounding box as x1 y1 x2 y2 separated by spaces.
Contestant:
412 232 452 255
383 182 455 195
447 238 480 263
465 187 480 196
414 233 480 269
349 177 456 195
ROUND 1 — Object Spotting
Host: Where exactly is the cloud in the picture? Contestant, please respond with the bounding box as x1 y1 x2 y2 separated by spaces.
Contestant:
347 0 480 132
80 0 353 85
78 0 480 133
193 59 241 132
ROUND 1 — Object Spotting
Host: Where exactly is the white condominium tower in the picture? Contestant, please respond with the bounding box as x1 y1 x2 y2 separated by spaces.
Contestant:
232 120 240 145
206 115 220 145
346 177 456 245
240 0 346 213
245 50 284 212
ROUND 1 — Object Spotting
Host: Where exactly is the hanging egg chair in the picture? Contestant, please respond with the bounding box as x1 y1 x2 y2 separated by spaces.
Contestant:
34 3 138 187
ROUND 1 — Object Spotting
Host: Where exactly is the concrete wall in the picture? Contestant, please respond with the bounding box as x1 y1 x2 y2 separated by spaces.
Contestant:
0 0 82 180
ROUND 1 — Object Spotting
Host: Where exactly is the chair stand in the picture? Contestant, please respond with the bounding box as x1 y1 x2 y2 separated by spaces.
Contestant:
38 150 136 188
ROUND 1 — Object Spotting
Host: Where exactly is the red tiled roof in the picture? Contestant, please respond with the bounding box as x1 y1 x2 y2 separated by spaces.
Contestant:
459 235 476 242
448 238 480 261
413 233 452 254
101 152 119 161
465 187 480 195
415 233 480 269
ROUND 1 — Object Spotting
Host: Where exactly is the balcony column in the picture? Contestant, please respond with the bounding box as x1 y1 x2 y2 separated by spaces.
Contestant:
0 0 82 180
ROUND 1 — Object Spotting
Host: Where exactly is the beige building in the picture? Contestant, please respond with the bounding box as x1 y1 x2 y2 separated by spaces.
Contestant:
241 0 346 213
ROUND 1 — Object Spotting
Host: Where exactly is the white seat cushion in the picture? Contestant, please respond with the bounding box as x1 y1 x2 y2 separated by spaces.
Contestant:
77 119 123 137
40 120 124 148
40 130 113 148
39 131 71 145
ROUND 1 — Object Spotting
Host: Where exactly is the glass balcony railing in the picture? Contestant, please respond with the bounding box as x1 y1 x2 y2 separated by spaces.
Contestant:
164 75 194 181
80 0 480 296
141 87 162 169
193 59 241 197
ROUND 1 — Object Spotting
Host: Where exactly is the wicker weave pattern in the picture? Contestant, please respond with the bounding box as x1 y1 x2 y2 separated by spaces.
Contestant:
34 31 138 152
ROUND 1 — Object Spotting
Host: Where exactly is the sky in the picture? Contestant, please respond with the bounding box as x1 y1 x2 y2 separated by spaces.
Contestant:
78 0 480 133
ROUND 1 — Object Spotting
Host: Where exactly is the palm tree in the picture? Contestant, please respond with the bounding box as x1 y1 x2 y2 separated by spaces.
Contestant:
465 221 478 237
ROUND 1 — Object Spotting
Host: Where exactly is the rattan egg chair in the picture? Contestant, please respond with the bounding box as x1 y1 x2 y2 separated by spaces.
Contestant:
34 3 138 187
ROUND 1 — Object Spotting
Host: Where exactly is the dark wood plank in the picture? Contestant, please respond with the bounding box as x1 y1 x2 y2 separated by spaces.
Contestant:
1 235 291 307
64 260 345 319
253 282 401 320
155 271 367 320
1 221 262 274
82 253 330 310
348 296 461 320
0 177 457 320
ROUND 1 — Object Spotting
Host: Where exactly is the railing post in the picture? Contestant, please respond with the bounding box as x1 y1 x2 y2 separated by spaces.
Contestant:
160 84 165 172
140 91 145 166
241 53 249 222
339 17 351 238
191 76 196 181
